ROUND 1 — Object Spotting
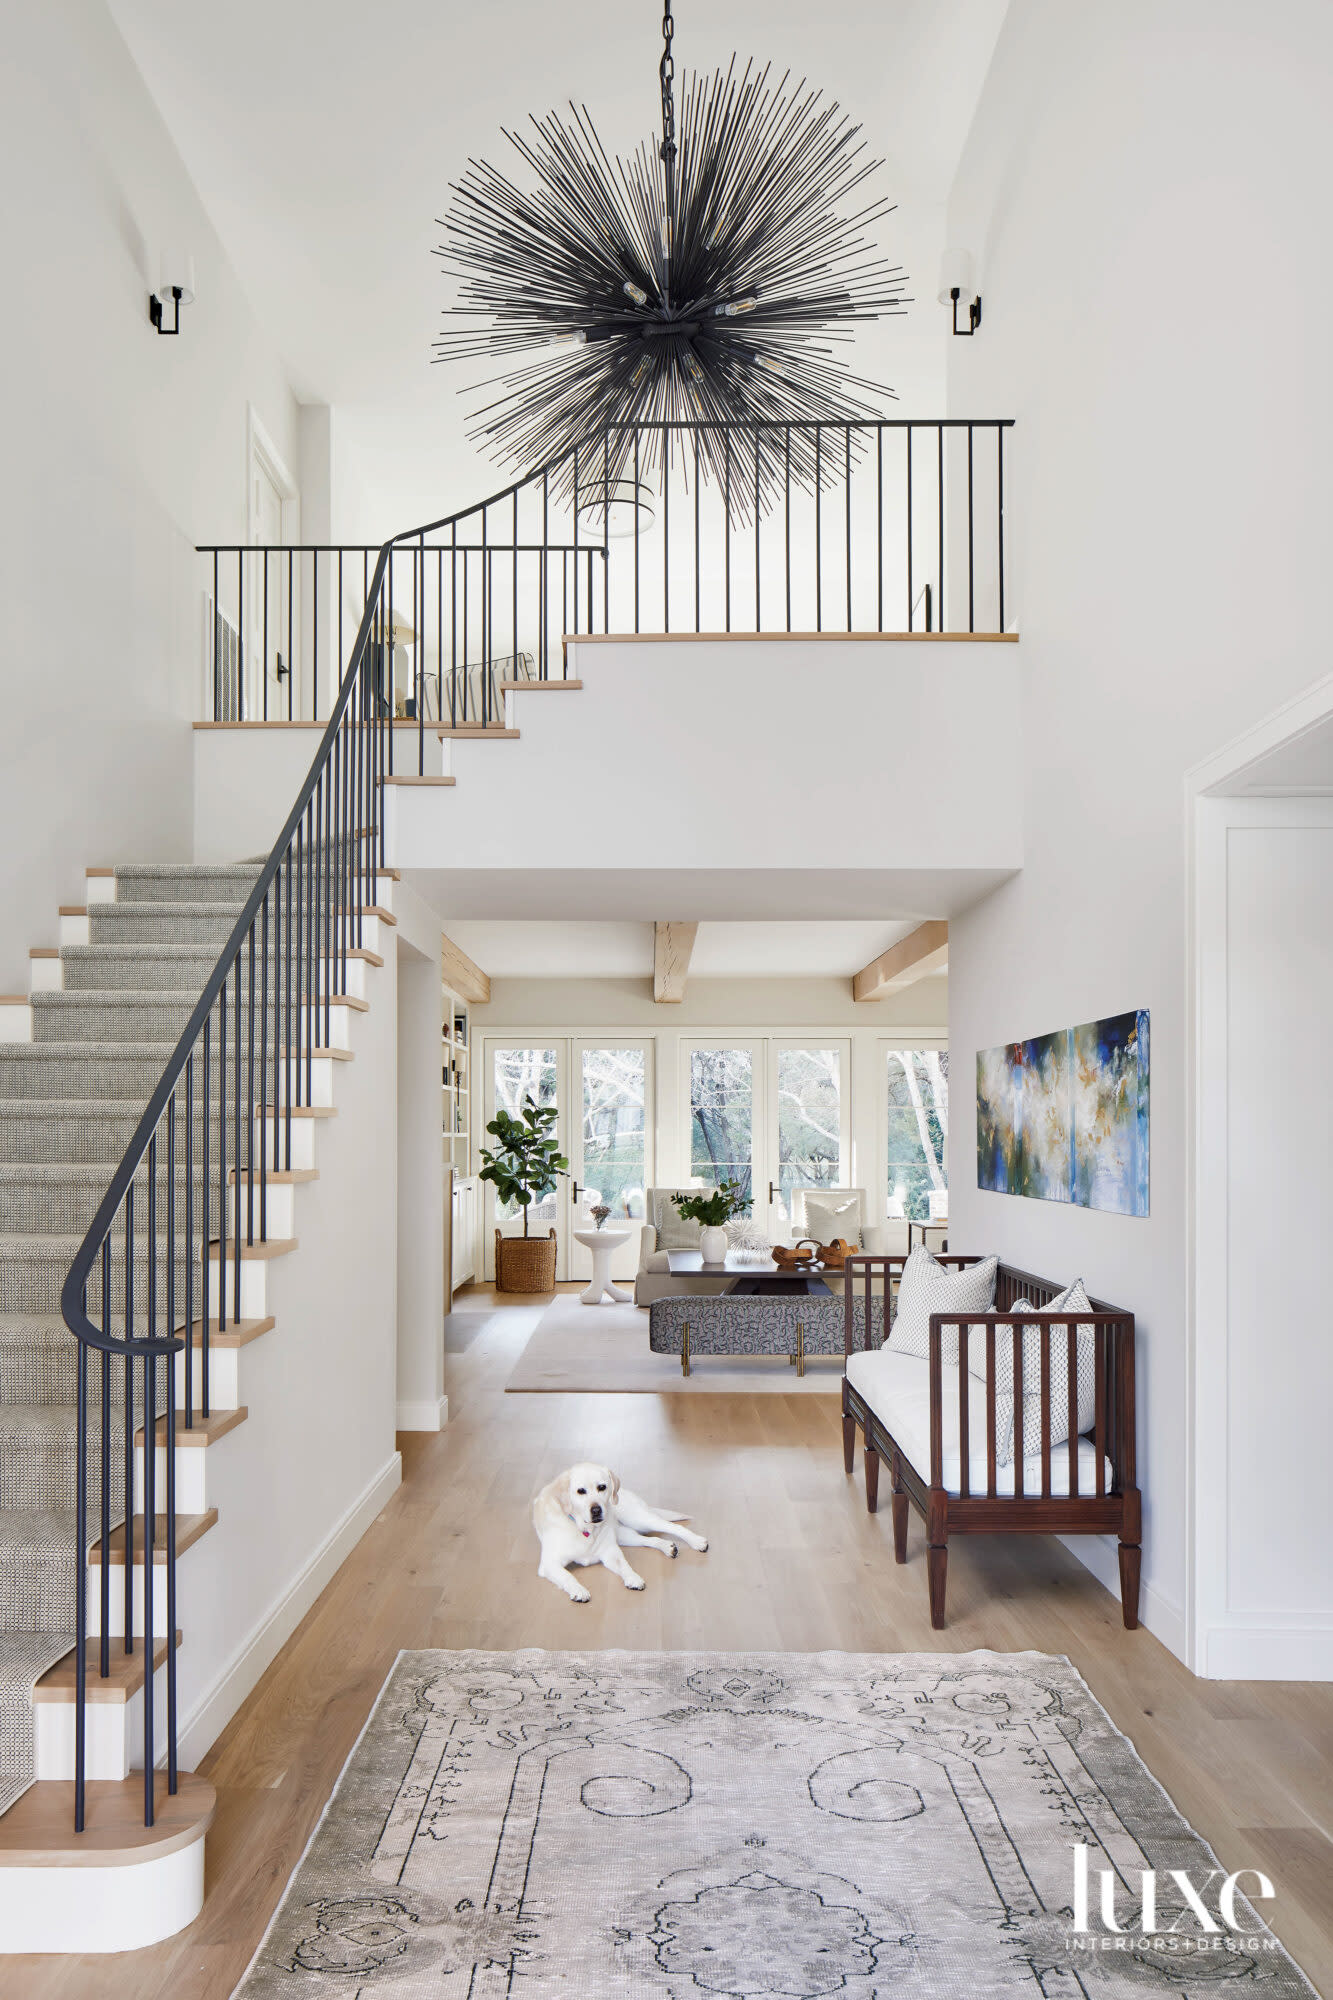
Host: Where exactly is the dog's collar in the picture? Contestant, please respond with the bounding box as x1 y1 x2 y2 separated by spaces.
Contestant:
567 1511 593 1539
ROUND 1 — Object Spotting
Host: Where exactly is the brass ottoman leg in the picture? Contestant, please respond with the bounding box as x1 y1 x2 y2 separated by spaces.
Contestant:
681 1323 690 1378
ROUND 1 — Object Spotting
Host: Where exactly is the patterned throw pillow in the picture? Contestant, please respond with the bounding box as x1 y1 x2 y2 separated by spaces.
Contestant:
889 1248 998 1361
800 1193 862 1248
984 1280 1099 1464
653 1194 701 1252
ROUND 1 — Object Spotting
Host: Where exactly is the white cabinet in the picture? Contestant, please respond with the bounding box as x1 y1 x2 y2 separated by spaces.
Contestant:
449 1172 478 1294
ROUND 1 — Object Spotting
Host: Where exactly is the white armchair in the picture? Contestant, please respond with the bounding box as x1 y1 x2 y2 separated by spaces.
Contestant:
788 1187 908 1257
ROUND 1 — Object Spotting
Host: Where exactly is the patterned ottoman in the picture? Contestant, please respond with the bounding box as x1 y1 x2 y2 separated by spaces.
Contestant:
648 1294 885 1376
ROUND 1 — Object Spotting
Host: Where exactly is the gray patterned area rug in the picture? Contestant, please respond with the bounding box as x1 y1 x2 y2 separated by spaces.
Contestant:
234 1649 1315 1999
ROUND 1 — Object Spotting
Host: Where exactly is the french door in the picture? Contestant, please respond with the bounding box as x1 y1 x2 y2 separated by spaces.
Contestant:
482 1039 654 1283
681 1039 851 1239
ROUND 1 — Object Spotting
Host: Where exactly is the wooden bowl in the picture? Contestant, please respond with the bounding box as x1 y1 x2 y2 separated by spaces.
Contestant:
818 1237 852 1270
771 1239 819 1269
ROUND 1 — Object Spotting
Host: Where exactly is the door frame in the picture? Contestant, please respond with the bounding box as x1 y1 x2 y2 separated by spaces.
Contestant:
247 405 300 716
570 1038 656 1282
766 1037 853 1233
876 1039 950 1227
481 1038 570 1282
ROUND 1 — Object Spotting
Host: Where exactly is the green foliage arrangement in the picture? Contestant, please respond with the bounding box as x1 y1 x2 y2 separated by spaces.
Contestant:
671 1179 752 1229
478 1095 570 1237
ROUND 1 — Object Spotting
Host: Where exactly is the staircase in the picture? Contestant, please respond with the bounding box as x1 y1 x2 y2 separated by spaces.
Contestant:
0 854 395 1950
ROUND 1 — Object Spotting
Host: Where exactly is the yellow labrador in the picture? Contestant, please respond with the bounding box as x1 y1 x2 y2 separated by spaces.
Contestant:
533 1461 708 1603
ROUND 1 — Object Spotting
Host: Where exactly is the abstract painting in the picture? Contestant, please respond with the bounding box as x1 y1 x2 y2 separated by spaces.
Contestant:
977 1010 1149 1215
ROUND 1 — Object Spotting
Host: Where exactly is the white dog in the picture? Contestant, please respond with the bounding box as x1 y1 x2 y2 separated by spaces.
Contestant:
532 1461 708 1603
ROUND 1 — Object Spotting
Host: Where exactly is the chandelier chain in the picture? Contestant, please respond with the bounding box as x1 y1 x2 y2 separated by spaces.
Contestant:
659 8 677 203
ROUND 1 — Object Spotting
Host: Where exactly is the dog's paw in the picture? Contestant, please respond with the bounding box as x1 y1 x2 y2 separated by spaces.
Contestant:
697 1538 709 1552
668 1542 678 1558
625 1573 646 1591
570 1590 591 1604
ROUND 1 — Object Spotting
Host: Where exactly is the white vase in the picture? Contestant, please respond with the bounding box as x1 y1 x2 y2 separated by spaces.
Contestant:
699 1225 729 1266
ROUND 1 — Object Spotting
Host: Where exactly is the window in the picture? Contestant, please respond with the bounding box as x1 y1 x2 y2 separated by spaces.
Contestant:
885 1049 949 1221
689 1047 754 1203
579 1046 648 1223
774 1045 843 1221
491 1046 559 1225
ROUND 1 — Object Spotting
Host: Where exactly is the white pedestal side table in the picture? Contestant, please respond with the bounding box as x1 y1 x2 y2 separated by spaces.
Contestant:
573 1226 633 1305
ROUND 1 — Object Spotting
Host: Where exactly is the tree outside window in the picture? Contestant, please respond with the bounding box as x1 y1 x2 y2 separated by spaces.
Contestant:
886 1049 948 1221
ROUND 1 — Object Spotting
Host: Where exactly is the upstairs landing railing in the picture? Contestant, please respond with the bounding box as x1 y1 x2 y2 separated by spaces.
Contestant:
198 418 1012 747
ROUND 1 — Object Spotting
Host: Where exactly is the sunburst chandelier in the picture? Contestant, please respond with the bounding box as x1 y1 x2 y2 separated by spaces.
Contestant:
433 7 910 501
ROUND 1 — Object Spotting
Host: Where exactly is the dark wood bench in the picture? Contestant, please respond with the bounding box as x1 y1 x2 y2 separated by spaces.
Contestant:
840 1253 1140 1631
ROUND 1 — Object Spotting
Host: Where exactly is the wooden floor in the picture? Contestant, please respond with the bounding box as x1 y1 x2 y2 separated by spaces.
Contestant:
13 1284 1333 1995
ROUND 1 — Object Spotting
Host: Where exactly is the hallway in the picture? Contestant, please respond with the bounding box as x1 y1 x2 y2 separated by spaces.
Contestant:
15 1289 1333 1996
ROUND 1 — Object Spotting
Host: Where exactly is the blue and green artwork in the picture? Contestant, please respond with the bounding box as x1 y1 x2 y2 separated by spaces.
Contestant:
976 1009 1149 1216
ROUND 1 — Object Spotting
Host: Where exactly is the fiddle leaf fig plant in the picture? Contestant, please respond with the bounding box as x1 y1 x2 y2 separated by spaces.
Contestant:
672 1179 751 1228
478 1094 569 1237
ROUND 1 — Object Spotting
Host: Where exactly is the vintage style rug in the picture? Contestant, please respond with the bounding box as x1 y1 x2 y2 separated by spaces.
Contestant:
506 1296 843 1394
233 1648 1314 1999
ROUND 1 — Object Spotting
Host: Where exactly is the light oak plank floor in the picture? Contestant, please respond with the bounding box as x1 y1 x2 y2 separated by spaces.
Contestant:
11 1285 1332 1996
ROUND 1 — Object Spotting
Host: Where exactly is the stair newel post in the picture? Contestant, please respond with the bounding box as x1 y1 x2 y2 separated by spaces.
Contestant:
123 1187 134 1654
73 1327 87 1834
166 1092 178 1795
144 1131 157 1827
184 1048 194 1431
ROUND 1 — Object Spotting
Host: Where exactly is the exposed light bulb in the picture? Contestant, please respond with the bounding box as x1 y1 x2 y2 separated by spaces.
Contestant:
623 280 649 306
713 296 758 318
754 351 785 377
631 355 651 384
659 216 672 258
683 351 705 381
547 329 588 351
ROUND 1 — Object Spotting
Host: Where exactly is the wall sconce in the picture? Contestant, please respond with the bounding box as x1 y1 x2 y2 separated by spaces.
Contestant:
938 248 981 336
149 250 196 336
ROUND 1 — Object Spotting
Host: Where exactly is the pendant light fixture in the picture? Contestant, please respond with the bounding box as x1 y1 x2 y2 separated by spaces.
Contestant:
433 7 910 504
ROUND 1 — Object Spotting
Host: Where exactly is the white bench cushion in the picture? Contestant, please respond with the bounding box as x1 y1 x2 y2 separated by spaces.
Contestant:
845 1348 1113 1499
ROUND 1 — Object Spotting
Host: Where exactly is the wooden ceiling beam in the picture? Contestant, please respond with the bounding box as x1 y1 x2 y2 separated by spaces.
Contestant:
441 931 490 1006
653 922 698 1004
852 920 949 1003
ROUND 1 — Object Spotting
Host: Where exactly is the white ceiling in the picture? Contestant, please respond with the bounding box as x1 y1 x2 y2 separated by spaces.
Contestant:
442 917 922 979
109 0 1009 533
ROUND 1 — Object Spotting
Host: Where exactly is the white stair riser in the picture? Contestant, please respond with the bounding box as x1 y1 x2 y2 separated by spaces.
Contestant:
34 1698 136 1782
204 1255 275 1320
256 1113 319 1169
84 875 117 905
87 1567 172 1639
223 1182 295 1239
29 956 62 992
59 913 90 947
173 1346 241 1410
135 1442 211 1515
0 1002 32 1042
0 1830 206 1951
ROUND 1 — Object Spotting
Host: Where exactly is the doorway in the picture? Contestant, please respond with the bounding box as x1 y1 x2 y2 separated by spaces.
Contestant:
680 1038 852 1239
481 1039 655 1284
246 408 299 719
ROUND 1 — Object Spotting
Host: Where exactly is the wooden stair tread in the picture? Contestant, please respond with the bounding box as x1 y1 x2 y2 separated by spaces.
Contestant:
85 868 115 879
58 906 87 918
138 1406 248 1448
33 1635 183 1705
91 1510 217 1565
347 947 383 965
380 774 456 787
205 1236 298 1261
29 948 59 960
437 725 519 739
259 1104 336 1118
0 1772 214 1865
228 1167 318 1184
0 996 28 1007
499 676 583 690
180 1314 274 1349
338 903 396 925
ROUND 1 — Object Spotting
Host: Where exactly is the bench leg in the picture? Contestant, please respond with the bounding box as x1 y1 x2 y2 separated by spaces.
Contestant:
864 1444 880 1513
926 1488 948 1628
1118 1542 1142 1629
890 1451 909 1562
842 1414 856 1474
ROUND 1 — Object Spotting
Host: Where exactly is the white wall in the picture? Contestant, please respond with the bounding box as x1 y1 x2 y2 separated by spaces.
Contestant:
396 938 446 1430
387 639 1022 916
942 0 1333 1662
0 0 301 987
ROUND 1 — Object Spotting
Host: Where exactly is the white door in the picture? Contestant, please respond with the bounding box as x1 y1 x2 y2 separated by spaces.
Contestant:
250 458 290 719
570 1041 654 1282
482 1042 570 1281
766 1040 852 1238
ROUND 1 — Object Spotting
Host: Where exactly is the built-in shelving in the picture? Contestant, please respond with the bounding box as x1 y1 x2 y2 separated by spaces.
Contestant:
442 985 470 1176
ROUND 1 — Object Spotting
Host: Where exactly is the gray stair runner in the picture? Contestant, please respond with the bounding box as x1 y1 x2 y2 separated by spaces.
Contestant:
0 861 280 1817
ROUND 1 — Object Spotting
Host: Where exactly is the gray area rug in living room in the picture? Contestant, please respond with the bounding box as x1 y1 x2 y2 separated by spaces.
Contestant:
233 1649 1314 1999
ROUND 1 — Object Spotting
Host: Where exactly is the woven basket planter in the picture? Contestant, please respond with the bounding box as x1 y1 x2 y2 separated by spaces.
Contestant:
494 1226 558 1294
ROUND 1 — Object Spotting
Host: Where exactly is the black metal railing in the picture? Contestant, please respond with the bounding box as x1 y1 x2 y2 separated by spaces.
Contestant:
57 538 417 1830
198 419 1012 741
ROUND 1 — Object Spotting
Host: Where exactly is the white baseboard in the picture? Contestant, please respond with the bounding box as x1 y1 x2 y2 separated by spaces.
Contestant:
176 1451 402 1770
1059 1534 1188 1664
1204 1624 1333 1680
396 1395 449 1432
